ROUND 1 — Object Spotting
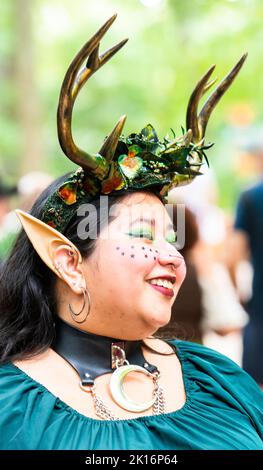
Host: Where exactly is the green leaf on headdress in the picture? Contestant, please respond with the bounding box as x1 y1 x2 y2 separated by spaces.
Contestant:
200 151 209 168
140 124 158 142
131 173 171 189
139 150 159 161
201 143 214 150
161 146 191 171
124 125 163 154
170 128 176 139
127 145 142 157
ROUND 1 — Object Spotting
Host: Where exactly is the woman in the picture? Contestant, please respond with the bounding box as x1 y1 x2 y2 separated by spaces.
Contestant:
0 15 262 450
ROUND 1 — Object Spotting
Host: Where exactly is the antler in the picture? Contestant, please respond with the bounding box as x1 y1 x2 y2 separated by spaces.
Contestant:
57 14 128 179
186 53 247 143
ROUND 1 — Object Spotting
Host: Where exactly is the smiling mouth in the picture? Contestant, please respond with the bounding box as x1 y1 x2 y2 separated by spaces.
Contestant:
147 281 175 298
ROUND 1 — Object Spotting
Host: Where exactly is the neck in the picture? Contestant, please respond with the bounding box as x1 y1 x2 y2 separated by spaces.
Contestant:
51 316 158 386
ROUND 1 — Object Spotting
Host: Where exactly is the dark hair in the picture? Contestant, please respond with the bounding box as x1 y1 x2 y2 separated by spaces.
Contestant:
0 175 175 364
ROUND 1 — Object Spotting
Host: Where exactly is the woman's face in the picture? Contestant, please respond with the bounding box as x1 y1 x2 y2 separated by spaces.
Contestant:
81 192 186 339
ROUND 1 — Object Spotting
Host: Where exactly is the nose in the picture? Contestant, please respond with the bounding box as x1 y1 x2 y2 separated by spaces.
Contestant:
156 249 185 270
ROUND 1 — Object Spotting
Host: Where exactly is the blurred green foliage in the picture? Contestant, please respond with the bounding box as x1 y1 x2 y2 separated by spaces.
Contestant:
0 0 262 210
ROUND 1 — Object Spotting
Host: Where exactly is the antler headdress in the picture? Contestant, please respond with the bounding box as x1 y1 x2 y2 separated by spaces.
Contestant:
29 15 247 233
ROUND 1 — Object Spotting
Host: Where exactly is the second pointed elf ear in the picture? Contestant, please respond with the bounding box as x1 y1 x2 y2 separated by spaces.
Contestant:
15 209 82 279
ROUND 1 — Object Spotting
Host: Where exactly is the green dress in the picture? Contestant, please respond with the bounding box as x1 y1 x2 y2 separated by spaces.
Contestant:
0 340 262 450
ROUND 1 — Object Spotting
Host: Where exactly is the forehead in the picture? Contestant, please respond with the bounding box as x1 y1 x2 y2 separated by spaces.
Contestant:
111 192 173 229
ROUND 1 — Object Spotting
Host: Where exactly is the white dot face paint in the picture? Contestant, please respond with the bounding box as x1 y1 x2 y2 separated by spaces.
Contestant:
81 192 186 339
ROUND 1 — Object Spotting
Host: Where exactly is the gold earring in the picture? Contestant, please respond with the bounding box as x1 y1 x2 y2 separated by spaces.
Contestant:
68 286 91 324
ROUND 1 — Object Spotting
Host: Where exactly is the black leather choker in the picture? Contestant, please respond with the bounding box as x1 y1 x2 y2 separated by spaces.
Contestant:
51 317 158 386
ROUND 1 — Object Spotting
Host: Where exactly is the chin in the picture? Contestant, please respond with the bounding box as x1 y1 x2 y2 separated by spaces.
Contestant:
146 309 171 332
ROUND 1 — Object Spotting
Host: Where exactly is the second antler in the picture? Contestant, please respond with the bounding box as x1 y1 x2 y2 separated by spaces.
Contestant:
186 53 248 143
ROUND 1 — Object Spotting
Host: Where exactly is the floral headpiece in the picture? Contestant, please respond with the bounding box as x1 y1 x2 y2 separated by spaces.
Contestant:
42 14 247 233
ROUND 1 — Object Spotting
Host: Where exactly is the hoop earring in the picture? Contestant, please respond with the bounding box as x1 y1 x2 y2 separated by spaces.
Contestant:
68 287 91 324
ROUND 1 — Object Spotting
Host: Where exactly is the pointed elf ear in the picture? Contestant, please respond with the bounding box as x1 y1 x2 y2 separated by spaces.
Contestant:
15 209 82 279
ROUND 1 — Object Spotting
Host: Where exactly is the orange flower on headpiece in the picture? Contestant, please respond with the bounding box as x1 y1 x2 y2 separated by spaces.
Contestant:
58 183 78 205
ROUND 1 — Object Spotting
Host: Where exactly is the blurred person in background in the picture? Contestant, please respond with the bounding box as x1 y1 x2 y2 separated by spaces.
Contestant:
158 205 248 360
169 166 227 249
231 135 263 387
0 172 53 265
168 168 248 364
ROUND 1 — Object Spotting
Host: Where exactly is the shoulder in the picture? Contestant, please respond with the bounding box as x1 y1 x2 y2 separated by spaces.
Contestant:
239 183 263 204
169 338 245 373
169 339 263 404
147 336 238 369
164 338 259 388
0 361 43 404
143 337 176 355
0 361 23 387
0 359 62 450
0 351 61 411
170 340 263 439
0 362 31 443
171 338 229 358
146 337 246 386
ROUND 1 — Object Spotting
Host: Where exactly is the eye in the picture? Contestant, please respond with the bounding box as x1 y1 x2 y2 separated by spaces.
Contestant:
127 230 154 241
166 232 177 246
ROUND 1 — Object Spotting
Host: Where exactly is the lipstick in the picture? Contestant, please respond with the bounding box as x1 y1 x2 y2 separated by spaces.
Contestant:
148 283 174 298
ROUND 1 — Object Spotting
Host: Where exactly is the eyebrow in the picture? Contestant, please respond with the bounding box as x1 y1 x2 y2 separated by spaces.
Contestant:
128 217 174 232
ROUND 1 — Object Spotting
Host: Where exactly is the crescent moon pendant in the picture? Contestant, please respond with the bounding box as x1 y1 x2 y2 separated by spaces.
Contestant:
110 364 157 412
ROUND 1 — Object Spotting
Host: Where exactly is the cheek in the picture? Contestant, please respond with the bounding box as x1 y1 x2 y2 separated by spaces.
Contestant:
176 260 187 287
114 244 160 275
94 244 158 297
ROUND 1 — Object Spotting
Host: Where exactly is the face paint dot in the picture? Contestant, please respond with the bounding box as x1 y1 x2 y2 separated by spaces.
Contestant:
142 247 145 250
145 254 148 258
154 257 156 260
121 252 125 256
131 245 134 249
131 254 135 258
149 249 152 252
116 247 120 250
155 250 158 253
